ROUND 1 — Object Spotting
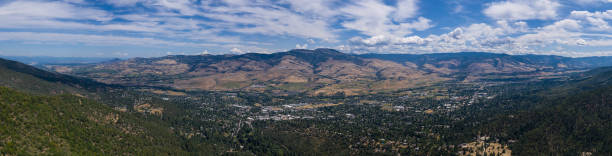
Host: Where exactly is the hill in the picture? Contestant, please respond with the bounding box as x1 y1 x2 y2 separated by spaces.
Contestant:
0 56 115 66
0 57 194 155
361 52 612 76
459 66 612 155
0 58 110 95
48 49 612 95
0 87 191 155
52 49 444 95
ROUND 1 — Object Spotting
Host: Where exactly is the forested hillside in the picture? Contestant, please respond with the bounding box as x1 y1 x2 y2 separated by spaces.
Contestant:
0 87 190 155
462 67 612 155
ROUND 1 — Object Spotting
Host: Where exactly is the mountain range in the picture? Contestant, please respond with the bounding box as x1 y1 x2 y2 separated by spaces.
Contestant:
45 48 612 95
2 51 612 155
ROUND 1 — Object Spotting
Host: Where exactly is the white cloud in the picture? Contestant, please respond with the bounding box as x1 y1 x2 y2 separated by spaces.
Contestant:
221 0 250 6
571 10 612 19
229 47 244 54
483 0 560 20
1 0 610 57
201 2 337 40
307 39 316 44
570 10 612 31
0 32 218 47
105 0 144 6
543 19 582 31
497 20 529 33
398 17 432 32
349 35 426 46
576 39 588 46
341 0 396 36
394 0 419 21
281 0 338 18
341 0 431 37
295 44 308 49
200 50 210 55
345 12 612 57
0 1 111 21
154 0 199 16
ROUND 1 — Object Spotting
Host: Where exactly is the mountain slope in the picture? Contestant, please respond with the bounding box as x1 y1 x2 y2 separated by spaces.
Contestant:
0 87 189 155
0 58 102 95
467 67 612 155
49 49 612 95
0 56 115 67
361 52 612 75
57 49 444 95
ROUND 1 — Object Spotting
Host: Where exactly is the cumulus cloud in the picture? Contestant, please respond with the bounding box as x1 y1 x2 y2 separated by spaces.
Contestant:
0 0 335 53
349 35 426 46
483 0 561 20
229 48 244 54
345 11 612 57
341 0 431 37
295 44 308 49
394 0 419 21
200 50 210 55
570 10 612 31
307 39 316 44
1 0 611 57
0 0 436 56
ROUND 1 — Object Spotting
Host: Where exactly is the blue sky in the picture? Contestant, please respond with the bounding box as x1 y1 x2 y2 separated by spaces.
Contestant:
0 0 611 57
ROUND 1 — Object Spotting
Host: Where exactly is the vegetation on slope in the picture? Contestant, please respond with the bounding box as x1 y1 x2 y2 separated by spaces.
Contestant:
0 87 189 155
463 67 612 155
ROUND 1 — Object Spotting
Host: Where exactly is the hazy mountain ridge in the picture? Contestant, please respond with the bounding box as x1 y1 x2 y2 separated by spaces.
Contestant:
48 49 612 95
0 56 118 66
361 52 612 74
0 58 112 95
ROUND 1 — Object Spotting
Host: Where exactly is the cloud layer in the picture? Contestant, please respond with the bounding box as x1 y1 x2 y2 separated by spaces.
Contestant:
0 0 611 57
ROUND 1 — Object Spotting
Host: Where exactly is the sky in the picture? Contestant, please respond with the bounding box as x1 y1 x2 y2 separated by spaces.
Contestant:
0 0 611 58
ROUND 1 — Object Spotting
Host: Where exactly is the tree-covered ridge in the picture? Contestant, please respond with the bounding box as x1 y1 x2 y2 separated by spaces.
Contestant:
0 87 188 155
462 67 612 155
514 86 612 155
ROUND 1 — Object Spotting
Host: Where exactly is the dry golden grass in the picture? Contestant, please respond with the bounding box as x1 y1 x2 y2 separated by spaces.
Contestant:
459 141 511 156
143 89 187 96
154 59 178 65
424 109 434 114
380 103 394 111
295 103 340 109
133 103 164 116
